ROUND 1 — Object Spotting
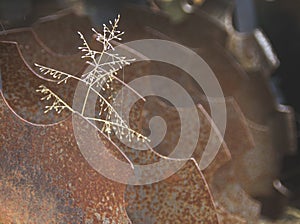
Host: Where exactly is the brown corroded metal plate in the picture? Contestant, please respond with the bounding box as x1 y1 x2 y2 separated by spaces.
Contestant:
0 92 131 223
125 160 219 223
0 41 74 124
0 28 86 75
1 5 296 222
201 98 261 222
139 96 260 222
119 6 297 209
0 25 221 223
139 97 230 180
120 6 279 124
0 40 150 125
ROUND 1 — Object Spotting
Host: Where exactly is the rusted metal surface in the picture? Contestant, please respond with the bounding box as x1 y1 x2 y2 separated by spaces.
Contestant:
226 29 279 77
0 4 297 222
0 91 131 223
120 6 261 222
71 87 221 223
217 207 247 224
201 98 261 223
0 22 221 224
32 10 93 55
119 8 263 220
139 96 260 222
107 83 221 223
200 0 297 153
0 39 149 124
120 6 283 125
101 76 221 222
121 5 286 124
121 5 297 214
0 41 75 124
201 0 279 77
120 5 296 221
121 5 227 48
125 160 219 223
140 97 230 179
0 68 220 223
0 28 86 75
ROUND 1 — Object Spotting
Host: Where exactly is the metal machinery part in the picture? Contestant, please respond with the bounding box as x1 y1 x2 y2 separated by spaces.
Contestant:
0 42 221 223
0 0 298 223
120 0 296 217
0 11 221 223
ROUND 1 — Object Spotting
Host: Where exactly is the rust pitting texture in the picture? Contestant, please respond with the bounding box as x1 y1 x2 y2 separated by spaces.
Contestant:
0 94 83 223
32 118 130 223
0 92 131 223
122 4 296 137
95 97 221 223
201 99 261 222
1 5 296 223
0 28 86 75
99 92 221 222
112 96 223 223
139 97 260 223
0 22 150 124
140 97 230 181
0 41 75 124
125 160 219 224
121 5 297 217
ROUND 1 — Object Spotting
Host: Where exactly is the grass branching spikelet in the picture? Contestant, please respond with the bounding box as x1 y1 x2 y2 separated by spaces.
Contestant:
35 15 150 148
